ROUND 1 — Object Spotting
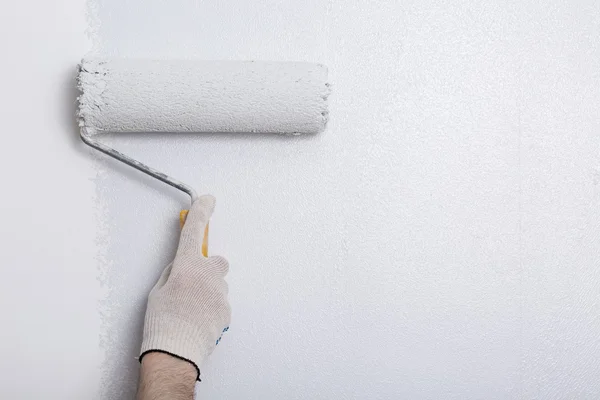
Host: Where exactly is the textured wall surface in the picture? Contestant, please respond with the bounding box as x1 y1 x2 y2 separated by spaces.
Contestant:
90 1 600 398
3 0 600 399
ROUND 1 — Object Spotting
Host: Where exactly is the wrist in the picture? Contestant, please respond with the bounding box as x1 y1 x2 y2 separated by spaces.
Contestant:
141 351 197 377
137 352 196 400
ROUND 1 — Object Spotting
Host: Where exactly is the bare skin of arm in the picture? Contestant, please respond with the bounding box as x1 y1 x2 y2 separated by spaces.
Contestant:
137 352 196 400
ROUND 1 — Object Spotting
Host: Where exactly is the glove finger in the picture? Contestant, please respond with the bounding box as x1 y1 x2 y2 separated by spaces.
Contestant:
149 262 173 295
178 195 216 256
208 255 230 276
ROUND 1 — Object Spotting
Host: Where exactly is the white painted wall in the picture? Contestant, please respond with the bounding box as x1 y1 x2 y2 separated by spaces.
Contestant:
3 0 600 399
92 1 600 398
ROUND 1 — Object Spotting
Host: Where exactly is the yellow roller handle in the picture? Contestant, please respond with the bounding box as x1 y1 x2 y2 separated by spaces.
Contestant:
179 210 209 257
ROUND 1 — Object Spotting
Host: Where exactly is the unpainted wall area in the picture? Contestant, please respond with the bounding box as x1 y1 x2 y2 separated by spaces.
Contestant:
0 0 101 399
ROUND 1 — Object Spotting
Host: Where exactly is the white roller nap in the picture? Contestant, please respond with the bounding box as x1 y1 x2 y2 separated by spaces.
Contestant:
78 59 330 135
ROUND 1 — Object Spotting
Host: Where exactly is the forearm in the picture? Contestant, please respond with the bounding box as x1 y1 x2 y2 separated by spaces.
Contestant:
137 352 197 400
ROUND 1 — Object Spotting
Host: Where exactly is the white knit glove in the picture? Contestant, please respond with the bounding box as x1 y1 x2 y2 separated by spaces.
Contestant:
139 195 231 380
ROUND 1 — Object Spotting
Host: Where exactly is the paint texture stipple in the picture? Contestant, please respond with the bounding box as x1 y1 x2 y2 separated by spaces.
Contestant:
77 59 330 134
86 0 600 399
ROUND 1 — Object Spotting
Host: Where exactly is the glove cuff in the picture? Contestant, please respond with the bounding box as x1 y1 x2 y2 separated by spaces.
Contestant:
139 314 215 381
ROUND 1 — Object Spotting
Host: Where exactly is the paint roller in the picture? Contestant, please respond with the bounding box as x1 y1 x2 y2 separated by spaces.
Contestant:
77 59 330 255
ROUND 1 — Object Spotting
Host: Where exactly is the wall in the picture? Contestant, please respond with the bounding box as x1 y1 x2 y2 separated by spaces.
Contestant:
0 0 102 399
2 0 600 399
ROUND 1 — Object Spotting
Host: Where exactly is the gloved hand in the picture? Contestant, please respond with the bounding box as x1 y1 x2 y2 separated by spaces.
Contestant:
139 195 231 380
